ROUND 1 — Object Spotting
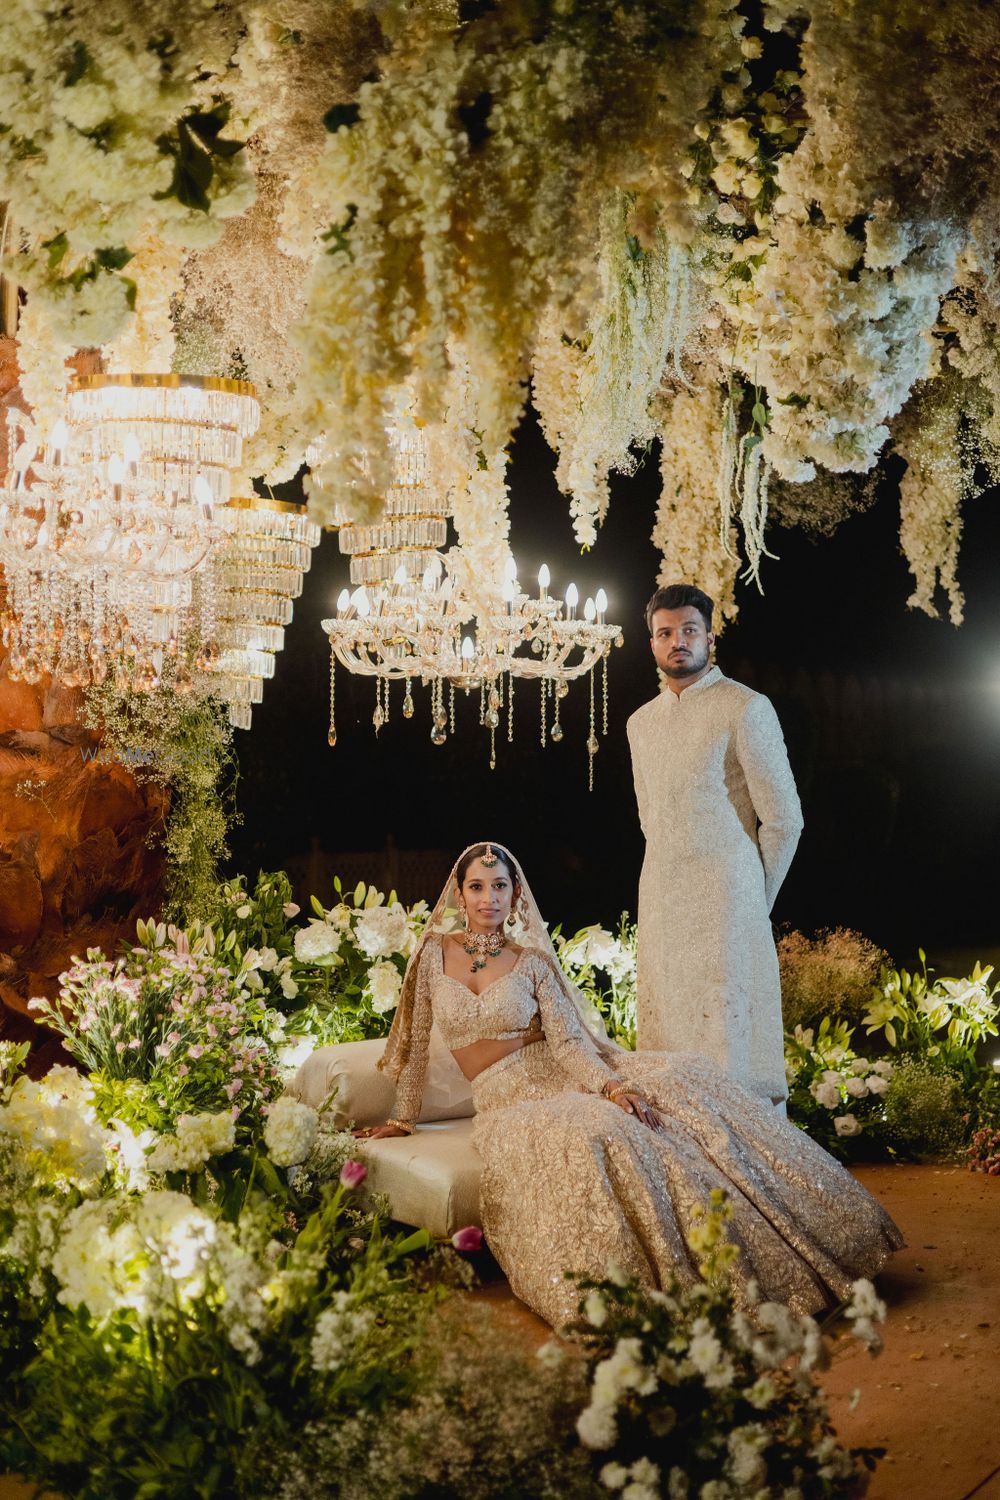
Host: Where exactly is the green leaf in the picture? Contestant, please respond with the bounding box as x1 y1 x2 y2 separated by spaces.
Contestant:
324 102 361 133
44 232 68 269
392 1227 431 1257
63 39 91 87
751 400 768 428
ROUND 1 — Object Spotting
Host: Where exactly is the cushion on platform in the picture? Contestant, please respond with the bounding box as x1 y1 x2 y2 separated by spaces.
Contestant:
358 1118 482 1237
289 1031 474 1127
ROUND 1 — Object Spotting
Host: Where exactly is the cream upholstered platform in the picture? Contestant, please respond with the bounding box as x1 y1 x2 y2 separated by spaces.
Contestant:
289 1037 483 1238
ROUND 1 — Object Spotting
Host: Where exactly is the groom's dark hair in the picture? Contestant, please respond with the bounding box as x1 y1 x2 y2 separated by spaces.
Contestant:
645 584 714 636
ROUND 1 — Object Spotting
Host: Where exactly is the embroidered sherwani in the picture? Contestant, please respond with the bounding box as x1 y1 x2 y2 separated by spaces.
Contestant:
626 667 803 1103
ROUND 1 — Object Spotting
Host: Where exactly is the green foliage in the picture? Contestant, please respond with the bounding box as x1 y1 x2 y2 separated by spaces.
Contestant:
879 1058 968 1162
862 954 998 1083
83 671 239 923
156 101 245 212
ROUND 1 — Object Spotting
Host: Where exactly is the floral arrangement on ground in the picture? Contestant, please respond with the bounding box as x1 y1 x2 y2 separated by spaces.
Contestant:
2 874 896 1499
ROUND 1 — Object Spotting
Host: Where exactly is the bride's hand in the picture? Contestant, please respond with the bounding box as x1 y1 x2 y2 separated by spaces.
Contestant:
351 1124 408 1139
613 1093 662 1132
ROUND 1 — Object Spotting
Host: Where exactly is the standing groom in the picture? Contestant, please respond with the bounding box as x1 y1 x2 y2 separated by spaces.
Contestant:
626 584 802 1105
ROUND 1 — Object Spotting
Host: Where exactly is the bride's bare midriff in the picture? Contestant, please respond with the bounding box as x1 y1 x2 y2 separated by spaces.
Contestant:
450 1034 544 1082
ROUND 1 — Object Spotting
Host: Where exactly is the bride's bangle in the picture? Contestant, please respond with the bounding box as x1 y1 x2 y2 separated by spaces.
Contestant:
385 1118 416 1135
602 1080 628 1101
603 1081 647 1106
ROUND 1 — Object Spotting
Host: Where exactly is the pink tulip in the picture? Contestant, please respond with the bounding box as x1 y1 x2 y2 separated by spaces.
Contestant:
340 1160 368 1189
451 1226 483 1253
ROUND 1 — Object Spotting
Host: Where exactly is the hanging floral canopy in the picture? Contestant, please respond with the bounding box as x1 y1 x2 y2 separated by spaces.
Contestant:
2 0 999 625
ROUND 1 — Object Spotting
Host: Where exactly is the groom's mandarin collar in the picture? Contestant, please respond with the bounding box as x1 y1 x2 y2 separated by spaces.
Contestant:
660 664 723 703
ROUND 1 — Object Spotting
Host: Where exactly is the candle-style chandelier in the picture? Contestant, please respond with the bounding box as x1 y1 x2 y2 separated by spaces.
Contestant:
322 555 622 787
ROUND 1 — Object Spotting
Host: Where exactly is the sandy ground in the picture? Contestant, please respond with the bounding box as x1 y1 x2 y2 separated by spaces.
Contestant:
3 1164 998 1500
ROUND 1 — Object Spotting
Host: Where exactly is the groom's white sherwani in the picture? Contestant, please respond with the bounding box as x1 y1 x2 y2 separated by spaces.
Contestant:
626 667 802 1102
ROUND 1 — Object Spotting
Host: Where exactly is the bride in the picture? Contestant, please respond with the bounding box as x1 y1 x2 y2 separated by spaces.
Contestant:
354 841 902 1327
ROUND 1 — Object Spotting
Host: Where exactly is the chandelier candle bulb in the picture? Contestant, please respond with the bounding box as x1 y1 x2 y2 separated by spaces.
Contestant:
565 581 578 620
503 556 518 584
538 563 550 600
584 597 596 622
596 588 608 624
337 588 351 615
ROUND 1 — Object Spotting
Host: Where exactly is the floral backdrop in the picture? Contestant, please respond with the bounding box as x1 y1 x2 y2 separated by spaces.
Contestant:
3 1 1000 621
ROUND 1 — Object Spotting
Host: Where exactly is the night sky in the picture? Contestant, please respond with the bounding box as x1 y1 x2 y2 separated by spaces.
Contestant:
229 410 1000 965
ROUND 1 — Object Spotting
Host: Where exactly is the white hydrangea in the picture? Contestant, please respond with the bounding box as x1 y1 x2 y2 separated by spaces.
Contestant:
354 903 410 959
293 920 342 963
0 1068 108 1188
264 1095 318 1167
365 959 403 1015
148 1111 236 1173
310 1290 374 1372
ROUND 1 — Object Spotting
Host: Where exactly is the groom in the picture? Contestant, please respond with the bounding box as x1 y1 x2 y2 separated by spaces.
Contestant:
626 584 802 1106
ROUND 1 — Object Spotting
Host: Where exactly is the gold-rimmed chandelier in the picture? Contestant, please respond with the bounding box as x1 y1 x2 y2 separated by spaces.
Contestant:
322 555 623 788
0 373 260 692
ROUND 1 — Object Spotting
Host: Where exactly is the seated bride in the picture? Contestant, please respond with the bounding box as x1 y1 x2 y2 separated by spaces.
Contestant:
355 841 902 1327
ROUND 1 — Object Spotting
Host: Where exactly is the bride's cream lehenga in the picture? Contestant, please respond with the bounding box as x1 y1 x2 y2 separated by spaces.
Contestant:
381 850 903 1329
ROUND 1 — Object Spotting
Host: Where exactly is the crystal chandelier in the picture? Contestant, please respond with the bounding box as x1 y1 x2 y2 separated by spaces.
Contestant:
66 373 260 508
209 495 322 729
330 417 451 585
0 374 260 691
322 557 623 787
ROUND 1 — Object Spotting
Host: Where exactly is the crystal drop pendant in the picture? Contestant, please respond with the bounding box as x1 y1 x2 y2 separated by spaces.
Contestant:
328 728 337 747
586 733 599 755
551 723 564 743
402 691 415 719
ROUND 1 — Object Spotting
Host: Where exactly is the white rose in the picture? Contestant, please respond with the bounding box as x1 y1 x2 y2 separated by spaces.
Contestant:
720 116 757 159
834 1114 861 1137
811 1080 841 1110
264 1095 318 1167
294 921 342 963
844 1076 869 1098
866 1074 889 1096
712 160 741 196
354 904 409 959
366 960 403 1015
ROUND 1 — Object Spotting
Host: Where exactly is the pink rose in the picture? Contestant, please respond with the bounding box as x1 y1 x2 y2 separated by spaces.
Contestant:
340 1160 368 1189
451 1226 484 1253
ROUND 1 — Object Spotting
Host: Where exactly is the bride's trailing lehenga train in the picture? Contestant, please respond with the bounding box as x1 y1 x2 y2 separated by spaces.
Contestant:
377 845 902 1328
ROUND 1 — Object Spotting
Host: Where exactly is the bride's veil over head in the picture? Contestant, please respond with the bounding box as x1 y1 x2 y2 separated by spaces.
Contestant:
378 840 620 1080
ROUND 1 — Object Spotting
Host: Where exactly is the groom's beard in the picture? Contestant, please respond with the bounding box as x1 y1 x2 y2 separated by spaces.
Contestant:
662 643 710 679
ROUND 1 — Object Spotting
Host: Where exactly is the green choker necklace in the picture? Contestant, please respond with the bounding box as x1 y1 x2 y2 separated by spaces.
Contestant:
463 928 506 973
